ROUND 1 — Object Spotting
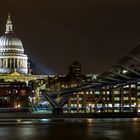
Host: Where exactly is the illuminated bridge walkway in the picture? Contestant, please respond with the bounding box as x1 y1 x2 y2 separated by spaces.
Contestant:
39 46 140 115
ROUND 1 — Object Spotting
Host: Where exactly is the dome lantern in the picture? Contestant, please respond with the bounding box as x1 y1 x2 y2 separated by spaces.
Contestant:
5 13 13 33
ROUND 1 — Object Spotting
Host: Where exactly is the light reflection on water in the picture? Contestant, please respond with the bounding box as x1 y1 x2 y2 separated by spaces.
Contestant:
0 118 139 140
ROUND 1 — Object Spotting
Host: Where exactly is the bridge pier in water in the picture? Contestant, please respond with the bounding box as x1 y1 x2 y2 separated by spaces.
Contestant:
52 108 63 117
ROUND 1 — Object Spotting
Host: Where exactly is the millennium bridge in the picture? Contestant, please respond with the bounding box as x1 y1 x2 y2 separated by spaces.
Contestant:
28 45 140 116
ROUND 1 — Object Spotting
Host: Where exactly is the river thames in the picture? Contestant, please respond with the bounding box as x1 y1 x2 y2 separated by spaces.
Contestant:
0 118 140 140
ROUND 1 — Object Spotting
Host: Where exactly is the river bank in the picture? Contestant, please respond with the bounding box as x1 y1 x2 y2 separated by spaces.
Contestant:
0 112 139 119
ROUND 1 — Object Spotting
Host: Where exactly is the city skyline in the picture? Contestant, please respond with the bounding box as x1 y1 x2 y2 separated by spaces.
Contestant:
0 0 140 74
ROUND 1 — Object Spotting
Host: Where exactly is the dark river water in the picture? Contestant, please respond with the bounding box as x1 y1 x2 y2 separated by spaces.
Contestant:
0 118 140 140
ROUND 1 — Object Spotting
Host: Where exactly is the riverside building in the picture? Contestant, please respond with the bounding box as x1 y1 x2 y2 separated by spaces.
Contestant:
43 76 140 114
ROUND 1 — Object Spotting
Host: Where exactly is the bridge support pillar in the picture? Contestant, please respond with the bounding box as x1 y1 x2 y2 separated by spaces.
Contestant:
52 108 63 117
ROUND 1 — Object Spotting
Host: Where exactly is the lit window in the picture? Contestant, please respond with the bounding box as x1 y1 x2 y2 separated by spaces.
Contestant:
95 91 100 95
108 104 112 107
131 84 136 88
114 91 120 95
123 85 129 88
106 91 110 95
114 110 119 112
124 105 129 107
114 103 120 107
114 97 120 101
123 97 129 100
131 97 136 101
122 70 128 74
123 91 129 94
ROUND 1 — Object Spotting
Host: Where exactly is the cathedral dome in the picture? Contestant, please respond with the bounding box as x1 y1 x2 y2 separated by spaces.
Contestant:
0 13 28 74
0 14 24 53
0 32 24 50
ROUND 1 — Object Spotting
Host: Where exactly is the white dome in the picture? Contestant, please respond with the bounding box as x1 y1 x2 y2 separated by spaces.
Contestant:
0 32 24 50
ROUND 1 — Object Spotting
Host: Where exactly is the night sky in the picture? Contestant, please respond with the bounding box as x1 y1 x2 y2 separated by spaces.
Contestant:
0 0 140 74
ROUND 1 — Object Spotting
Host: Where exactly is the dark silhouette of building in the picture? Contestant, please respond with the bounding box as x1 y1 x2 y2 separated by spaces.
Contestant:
68 61 81 79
